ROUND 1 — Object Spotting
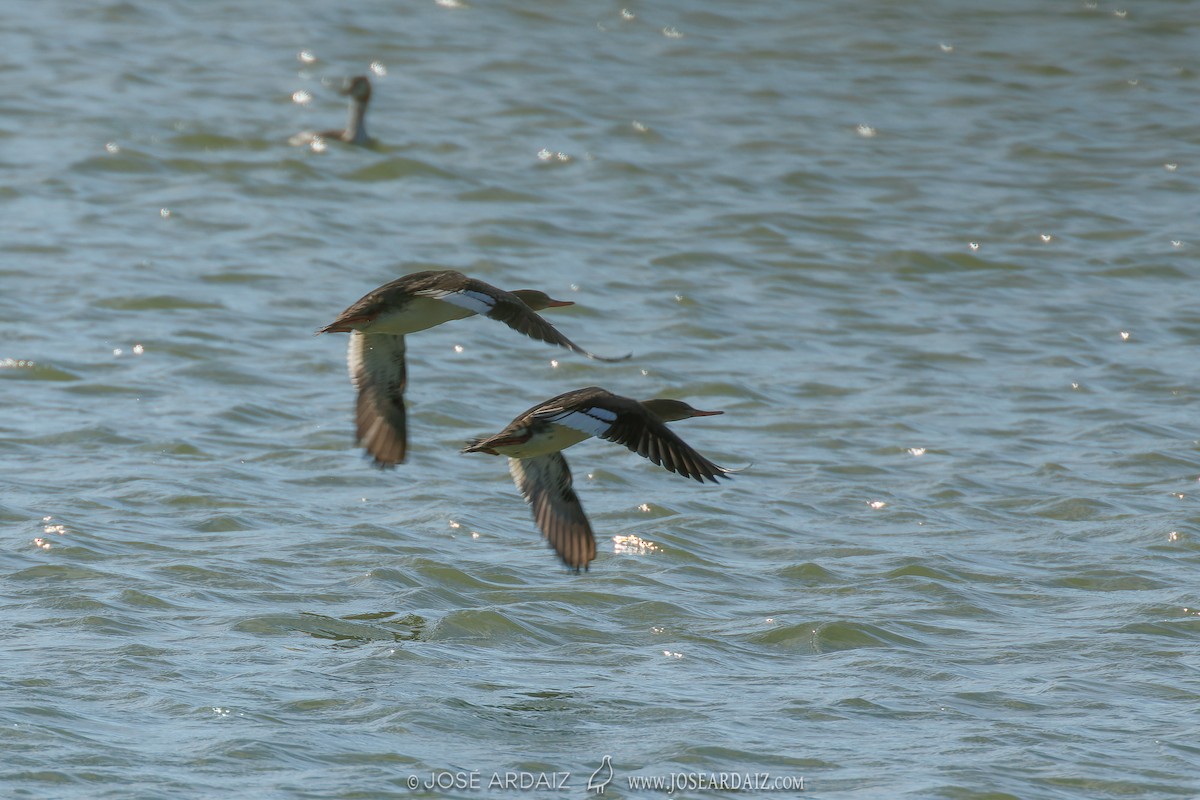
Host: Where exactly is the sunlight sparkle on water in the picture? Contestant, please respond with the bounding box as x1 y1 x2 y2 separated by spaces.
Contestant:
370 62 387 77
292 90 313 106
662 27 683 39
613 534 660 555
907 447 926 456
1040 234 1053 242
35 516 65 549
105 142 120 154
297 50 316 65
453 344 464 353
1164 163 1178 172
1119 331 1130 341
856 124 877 138
868 500 887 509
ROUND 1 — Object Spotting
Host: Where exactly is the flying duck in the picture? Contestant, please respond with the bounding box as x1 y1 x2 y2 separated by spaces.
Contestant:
320 271 627 467
463 386 730 571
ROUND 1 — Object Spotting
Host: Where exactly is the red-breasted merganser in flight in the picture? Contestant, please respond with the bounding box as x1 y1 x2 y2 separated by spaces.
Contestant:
290 75 373 147
463 387 730 571
320 271 628 467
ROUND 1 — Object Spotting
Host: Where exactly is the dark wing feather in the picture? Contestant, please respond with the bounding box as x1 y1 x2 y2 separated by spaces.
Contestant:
480 287 628 363
508 454 596 572
600 413 729 484
349 332 408 467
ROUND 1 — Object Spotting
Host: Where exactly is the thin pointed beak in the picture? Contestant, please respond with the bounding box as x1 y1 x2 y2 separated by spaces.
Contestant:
689 409 724 417
544 298 574 308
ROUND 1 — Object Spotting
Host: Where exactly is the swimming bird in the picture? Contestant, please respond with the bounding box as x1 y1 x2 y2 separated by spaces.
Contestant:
320 271 628 467
290 75 373 147
463 387 730 571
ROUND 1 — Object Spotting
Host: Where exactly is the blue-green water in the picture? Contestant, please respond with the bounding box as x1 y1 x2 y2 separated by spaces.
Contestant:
3 1 1200 797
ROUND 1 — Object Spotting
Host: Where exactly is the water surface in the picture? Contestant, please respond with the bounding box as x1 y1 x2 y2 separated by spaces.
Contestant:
3 1 1200 797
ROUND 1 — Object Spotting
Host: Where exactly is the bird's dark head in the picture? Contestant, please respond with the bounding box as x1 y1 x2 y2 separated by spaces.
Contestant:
511 289 573 312
339 75 372 103
640 398 723 423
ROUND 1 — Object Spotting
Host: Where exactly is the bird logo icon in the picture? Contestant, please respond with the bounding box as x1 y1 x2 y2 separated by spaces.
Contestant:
587 755 614 793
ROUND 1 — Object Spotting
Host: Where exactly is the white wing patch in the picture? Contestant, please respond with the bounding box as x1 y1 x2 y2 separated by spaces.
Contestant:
347 330 367 383
591 407 618 423
508 455 530 489
435 288 497 316
548 408 617 438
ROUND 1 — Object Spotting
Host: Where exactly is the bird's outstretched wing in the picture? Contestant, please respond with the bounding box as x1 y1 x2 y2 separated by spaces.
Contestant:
508 453 597 571
429 281 628 363
349 332 408 467
600 413 729 484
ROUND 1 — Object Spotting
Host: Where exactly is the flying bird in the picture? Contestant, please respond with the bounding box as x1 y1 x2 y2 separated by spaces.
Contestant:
464 386 730 571
320 271 627 466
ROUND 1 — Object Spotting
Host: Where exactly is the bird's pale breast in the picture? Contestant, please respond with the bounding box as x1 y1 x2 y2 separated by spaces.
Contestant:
362 296 475 334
